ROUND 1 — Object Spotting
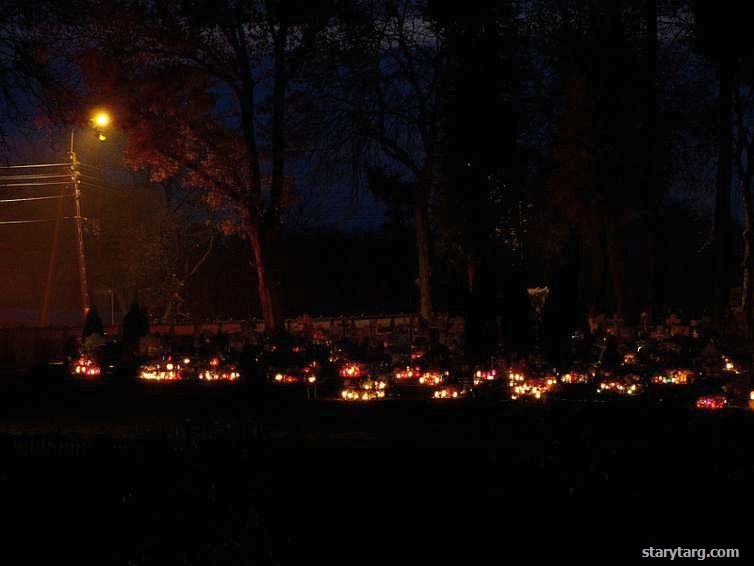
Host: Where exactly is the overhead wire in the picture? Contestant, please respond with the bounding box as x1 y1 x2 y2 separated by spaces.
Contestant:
0 163 73 224
78 173 109 182
0 181 72 188
0 219 51 225
78 180 127 196
77 162 101 171
0 162 69 169
0 179 71 189
0 194 73 204
0 173 72 181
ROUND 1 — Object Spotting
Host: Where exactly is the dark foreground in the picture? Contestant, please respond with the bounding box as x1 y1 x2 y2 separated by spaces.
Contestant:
1 380 751 563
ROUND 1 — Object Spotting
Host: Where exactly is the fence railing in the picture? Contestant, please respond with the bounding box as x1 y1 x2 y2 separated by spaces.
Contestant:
0 313 465 370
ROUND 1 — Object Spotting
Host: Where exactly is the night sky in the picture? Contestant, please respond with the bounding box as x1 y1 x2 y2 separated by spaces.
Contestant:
0 0 750 326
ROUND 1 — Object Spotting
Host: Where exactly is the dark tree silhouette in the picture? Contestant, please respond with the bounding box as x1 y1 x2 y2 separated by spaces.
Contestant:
74 0 338 330
690 0 752 329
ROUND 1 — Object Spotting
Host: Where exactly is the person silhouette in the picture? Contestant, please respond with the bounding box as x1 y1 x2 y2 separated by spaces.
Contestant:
82 306 105 353
122 302 146 362
83 306 104 338
601 335 620 373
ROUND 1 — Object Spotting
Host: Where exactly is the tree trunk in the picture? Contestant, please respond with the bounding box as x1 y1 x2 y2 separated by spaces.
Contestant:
415 164 434 324
268 15 287 226
642 0 662 318
466 254 477 295
162 295 173 323
605 219 624 318
741 173 754 339
248 224 279 331
591 221 609 312
263 15 288 331
712 58 734 329
589 245 602 313
264 229 283 330
234 24 273 330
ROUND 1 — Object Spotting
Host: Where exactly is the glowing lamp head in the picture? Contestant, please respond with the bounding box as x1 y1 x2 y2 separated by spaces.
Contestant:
92 111 110 128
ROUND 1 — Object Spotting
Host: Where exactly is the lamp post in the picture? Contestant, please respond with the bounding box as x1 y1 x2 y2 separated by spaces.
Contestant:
38 110 111 326
72 110 111 319
70 129 89 319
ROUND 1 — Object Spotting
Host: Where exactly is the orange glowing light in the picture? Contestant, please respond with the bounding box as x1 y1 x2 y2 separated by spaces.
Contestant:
418 371 445 386
92 111 110 128
433 386 467 399
272 372 299 384
339 363 364 379
560 372 588 384
696 395 727 410
651 369 692 385
394 366 420 380
200 369 239 381
341 388 385 401
473 369 497 386
597 377 641 396
70 356 101 378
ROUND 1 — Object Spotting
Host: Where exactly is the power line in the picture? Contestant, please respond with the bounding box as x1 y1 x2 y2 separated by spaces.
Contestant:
0 173 71 181
0 194 73 204
0 181 71 188
77 162 101 171
0 163 69 169
79 180 126 195
78 173 109 182
0 219 51 225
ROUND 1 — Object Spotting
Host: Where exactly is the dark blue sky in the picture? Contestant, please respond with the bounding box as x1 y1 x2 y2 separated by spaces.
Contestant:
1 121 389 233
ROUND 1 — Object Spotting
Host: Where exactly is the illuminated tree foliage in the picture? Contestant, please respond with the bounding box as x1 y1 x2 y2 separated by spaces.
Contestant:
74 0 335 329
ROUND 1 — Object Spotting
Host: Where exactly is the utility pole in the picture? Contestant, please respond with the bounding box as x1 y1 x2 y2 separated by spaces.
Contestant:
71 129 90 318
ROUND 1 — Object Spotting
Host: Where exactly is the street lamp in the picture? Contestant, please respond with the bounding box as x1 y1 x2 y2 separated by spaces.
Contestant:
71 109 111 318
93 111 110 128
39 108 112 326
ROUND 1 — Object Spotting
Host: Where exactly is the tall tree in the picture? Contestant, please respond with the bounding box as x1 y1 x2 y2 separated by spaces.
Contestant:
641 0 662 317
0 1 73 149
735 99 754 338
733 60 754 338
434 5 518 279
431 5 522 355
309 0 448 324
74 0 333 329
532 1 648 320
691 0 750 329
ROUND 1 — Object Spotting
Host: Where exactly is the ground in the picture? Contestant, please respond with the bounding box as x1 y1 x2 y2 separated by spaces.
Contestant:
0 378 750 562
